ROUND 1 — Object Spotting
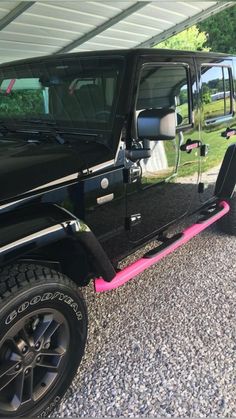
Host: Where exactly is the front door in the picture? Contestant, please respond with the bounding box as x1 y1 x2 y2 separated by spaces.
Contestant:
126 57 200 244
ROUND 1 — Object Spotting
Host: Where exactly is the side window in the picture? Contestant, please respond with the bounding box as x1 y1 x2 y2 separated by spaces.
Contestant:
136 65 191 127
201 65 233 122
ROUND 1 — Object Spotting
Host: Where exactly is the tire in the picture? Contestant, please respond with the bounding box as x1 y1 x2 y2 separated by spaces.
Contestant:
218 193 236 235
0 263 88 417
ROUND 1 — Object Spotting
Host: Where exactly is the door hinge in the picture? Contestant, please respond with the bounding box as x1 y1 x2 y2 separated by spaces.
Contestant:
200 144 209 157
198 182 205 193
125 214 142 230
123 166 142 184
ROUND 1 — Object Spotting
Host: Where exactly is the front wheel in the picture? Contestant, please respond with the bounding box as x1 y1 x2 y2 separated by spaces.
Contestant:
218 192 236 235
0 264 88 417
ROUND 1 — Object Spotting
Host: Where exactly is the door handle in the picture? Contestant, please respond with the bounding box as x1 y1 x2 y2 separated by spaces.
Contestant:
221 127 236 139
180 139 201 153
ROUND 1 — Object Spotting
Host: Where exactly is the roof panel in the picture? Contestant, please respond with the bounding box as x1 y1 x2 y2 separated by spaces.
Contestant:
14 13 93 32
0 2 20 13
4 23 76 40
177 1 203 11
0 1 233 63
96 34 138 45
104 27 149 41
21 11 94 30
124 13 175 30
43 1 136 16
10 21 82 37
0 39 56 52
0 30 68 47
107 20 161 36
0 1 20 19
193 1 216 8
26 2 111 26
147 3 186 18
73 36 137 50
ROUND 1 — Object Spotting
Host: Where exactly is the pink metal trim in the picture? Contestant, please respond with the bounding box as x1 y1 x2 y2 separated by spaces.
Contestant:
94 201 230 293
6 79 16 94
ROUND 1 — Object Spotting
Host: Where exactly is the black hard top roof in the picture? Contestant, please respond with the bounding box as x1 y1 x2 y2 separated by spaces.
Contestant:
0 48 231 69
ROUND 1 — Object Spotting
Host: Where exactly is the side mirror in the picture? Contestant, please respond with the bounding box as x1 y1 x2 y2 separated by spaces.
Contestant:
137 108 176 141
176 113 183 126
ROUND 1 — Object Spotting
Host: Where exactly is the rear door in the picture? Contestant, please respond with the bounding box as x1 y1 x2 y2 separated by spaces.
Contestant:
126 56 201 244
196 57 236 203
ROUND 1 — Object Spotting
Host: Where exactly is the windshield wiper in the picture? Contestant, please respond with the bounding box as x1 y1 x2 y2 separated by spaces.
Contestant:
12 119 66 145
0 119 109 148
61 131 113 149
27 125 107 147
21 119 56 126
0 121 17 135
0 119 65 144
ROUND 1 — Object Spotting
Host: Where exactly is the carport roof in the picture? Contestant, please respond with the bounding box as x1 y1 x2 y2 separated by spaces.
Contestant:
0 1 234 63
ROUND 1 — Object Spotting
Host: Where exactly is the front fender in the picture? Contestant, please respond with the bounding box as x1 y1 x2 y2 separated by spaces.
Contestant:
0 203 116 282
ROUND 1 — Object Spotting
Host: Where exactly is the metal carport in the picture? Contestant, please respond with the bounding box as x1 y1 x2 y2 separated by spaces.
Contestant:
0 1 234 63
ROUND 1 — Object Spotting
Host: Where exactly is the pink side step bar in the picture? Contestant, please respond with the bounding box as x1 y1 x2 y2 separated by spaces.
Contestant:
94 201 230 293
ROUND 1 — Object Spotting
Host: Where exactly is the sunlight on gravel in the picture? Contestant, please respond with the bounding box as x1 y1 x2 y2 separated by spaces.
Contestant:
52 226 236 417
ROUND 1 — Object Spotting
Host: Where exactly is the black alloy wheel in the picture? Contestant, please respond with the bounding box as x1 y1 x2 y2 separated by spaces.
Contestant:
0 264 88 417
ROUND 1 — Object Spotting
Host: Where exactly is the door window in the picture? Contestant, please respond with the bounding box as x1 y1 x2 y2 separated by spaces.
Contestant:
201 65 233 122
136 65 191 127
135 64 192 185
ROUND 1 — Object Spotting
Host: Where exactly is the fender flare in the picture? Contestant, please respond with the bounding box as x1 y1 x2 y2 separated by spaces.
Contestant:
0 203 116 282
215 143 236 199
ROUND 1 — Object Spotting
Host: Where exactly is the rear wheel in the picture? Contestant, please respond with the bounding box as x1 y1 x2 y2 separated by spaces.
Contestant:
218 192 236 235
0 263 88 417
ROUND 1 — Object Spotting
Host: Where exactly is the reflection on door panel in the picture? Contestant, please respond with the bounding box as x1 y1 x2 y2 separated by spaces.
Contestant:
199 61 236 202
202 65 232 122
137 65 190 187
126 62 199 244
141 141 176 186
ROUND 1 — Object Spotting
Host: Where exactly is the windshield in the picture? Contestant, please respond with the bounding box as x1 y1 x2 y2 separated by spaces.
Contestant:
0 56 124 132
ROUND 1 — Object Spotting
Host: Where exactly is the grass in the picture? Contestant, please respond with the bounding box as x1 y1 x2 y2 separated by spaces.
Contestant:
142 125 236 184
204 98 231 120
178 127 236 178
140 98 235 184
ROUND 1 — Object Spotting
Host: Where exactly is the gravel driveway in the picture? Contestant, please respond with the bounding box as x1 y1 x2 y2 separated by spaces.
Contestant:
53 225 236 417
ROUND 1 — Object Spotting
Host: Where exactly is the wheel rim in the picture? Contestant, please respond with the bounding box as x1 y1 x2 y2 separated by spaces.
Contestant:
0 308 70 414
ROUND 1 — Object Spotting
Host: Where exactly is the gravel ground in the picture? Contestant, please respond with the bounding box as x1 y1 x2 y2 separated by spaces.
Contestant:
53 225 236 417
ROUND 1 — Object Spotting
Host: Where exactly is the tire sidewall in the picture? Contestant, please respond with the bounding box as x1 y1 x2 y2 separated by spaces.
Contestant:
0 279 87 417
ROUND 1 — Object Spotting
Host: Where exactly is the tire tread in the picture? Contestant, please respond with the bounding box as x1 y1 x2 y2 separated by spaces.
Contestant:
0 263 87 319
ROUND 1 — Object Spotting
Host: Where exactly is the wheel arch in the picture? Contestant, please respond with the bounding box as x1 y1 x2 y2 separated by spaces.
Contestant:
19 236 93 286
0 203 116 286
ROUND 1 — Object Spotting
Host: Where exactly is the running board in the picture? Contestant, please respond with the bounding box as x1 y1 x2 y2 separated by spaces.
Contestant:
94 201 230 293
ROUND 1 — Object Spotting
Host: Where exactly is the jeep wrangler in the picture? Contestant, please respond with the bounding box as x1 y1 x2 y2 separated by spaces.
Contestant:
0 48 234 416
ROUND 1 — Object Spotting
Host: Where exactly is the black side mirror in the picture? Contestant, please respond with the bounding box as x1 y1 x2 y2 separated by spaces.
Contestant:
137 108 176 141
176 113 183 126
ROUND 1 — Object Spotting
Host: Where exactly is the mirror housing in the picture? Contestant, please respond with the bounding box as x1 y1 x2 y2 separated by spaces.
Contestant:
137 108 176 141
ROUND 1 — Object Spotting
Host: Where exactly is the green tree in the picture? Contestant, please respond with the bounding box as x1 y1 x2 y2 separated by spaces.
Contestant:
198 5 236 54
0 91 43 116
202 85 211 104
155 25 209 51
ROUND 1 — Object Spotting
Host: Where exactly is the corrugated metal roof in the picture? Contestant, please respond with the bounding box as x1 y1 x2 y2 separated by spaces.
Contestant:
0 1 233 63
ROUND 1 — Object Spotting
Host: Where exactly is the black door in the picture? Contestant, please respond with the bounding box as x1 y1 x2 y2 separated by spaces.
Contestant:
196 58 236 204
126 56 201 243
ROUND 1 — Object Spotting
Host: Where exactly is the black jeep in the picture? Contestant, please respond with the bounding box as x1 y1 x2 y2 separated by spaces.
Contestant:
0 48 235 417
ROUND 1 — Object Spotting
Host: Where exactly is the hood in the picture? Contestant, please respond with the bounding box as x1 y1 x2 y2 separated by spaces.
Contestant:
0 136 112 203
